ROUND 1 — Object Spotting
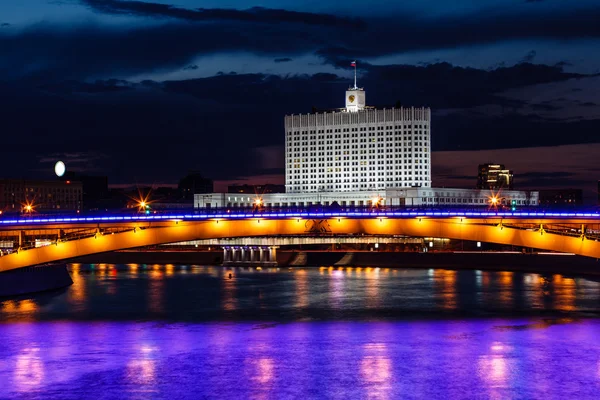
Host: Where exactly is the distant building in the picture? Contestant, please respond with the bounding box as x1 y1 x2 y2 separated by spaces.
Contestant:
61 172 108 211
178 173 213 201
0 179 82 212
477 164 513 190
196 187 538 209
228 184 285 194
538 189 583 208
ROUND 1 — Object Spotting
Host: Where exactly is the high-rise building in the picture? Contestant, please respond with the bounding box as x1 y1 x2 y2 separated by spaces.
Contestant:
477 164 513 190
285 86 431 193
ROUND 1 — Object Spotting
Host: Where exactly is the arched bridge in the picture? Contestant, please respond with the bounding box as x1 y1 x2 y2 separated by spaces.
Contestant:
1 209 600 272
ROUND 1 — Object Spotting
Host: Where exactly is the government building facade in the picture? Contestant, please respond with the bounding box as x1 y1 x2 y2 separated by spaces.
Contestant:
195 84 538 209
285 87 431 192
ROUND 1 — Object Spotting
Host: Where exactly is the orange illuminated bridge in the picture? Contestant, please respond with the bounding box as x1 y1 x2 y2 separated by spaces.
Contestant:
1 209 600 272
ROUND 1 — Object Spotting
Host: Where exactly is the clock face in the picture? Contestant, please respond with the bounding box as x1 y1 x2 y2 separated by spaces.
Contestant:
348 95 355 103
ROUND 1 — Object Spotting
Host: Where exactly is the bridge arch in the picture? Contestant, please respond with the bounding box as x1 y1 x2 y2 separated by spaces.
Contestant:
1 218 599 272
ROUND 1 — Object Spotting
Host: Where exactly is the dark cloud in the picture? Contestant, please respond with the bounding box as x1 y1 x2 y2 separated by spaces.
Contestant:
518 171 574 179
555 61 573 68
316 6 600 61
530 102 561 112
81 0 365 28
1 23 10 27
2 3 600 81
274 58 292 63
183 65 198 70
38 79 134 94
521 50 537 63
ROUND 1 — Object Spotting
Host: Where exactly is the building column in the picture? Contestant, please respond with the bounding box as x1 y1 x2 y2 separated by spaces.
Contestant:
269 247 277 263
250 248 255 262
259 248 265 262
223 248 229 263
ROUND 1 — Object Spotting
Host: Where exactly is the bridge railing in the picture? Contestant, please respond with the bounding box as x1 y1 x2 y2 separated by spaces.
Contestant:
3 204 600 220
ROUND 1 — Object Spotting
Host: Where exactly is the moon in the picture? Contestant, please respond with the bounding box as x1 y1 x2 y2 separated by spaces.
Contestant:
54 161 66 177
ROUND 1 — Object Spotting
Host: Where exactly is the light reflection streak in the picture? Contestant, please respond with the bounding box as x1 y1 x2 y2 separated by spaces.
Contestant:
148 269 164 314
554 275 576 312
245 338 275 400
365 268 381 309
478 340 513 398
14 347 44 392
295 269 309 309
433 270 457 310
360 343 392 399
222 270 237 311
329 269 345 309
497 272 514 308
126 344 157 388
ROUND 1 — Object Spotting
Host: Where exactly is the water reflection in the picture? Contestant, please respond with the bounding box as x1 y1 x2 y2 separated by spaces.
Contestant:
126 344 157 391
329 268 345 309
222 269 237 311
433 269 457 310
295 269 309 309
2 265 600 325
0 282 599 399
365 268 382 309
361 343 392 399
14 347 44 392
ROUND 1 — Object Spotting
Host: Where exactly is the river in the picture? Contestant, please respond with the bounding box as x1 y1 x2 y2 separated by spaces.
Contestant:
1 264 600 399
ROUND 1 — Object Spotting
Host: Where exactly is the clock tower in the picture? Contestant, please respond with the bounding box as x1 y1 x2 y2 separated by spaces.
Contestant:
345 88 365 112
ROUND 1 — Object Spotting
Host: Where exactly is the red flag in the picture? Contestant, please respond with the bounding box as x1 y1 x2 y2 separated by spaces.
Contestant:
350 61 356 67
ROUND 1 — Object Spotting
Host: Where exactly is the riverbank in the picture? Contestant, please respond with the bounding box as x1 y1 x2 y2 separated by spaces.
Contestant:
71 250 600 276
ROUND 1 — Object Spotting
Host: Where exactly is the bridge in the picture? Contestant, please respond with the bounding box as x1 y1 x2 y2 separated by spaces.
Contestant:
1 208 600 272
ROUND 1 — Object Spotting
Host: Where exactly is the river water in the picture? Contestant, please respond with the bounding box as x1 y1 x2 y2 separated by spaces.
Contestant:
1 264 600 399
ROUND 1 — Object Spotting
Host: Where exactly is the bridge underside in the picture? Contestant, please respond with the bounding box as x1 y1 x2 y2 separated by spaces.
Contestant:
165 235 424 247
1 217 599 272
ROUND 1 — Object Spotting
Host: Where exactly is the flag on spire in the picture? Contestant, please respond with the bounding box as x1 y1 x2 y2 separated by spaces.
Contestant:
350 61 356 67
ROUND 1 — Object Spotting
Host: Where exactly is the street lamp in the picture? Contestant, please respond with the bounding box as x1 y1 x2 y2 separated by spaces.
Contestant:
371 196 381 208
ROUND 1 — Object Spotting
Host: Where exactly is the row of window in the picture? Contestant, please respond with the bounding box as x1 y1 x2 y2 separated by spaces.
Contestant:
288 125 429 135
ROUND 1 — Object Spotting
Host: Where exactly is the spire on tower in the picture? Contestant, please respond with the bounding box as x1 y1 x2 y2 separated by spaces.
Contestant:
350 60 357 89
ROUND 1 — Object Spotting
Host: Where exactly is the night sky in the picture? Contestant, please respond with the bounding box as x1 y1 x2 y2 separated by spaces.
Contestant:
1 0 599 200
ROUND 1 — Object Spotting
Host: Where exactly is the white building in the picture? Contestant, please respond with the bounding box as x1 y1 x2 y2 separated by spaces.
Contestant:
196 187 538 209
195 80 538 210
285 86 431 193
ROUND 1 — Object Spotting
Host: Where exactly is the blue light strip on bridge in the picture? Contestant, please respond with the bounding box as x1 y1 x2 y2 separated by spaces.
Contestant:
1 210 600 226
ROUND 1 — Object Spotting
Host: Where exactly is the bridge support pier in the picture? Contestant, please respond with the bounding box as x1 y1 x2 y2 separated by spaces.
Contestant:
222 246 278 267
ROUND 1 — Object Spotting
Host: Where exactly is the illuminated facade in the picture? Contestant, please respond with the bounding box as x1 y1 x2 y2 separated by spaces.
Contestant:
477 164 513 190
285 87 431 193
196 188 538 208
